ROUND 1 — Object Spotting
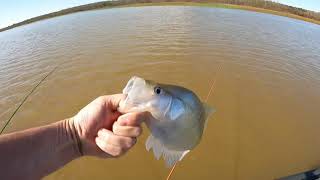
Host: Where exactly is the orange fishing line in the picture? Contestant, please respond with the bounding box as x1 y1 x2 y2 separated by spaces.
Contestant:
165 63 223 180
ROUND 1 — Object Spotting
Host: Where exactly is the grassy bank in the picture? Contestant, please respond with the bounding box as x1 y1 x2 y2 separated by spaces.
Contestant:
0 1 319 32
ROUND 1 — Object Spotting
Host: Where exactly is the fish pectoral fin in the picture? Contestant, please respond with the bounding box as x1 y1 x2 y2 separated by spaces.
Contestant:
146 135 190 168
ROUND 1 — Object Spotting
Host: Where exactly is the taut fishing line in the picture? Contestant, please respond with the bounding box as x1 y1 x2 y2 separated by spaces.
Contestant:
166 63 223 180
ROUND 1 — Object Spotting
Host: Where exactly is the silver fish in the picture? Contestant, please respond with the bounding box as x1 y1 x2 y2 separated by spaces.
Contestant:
118 76 214 167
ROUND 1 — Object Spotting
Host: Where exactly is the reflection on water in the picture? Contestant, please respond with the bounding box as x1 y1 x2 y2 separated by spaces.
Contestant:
0 6 320 180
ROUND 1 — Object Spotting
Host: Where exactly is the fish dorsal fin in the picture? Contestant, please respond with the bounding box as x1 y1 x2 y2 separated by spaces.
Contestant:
146 135 190 167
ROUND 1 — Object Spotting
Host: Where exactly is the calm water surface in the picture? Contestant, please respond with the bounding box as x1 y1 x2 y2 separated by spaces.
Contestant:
0 6 320 180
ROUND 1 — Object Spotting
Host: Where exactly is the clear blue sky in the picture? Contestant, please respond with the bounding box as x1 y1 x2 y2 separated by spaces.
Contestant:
0 0 101 28
275 0 320 12
0 0 319 28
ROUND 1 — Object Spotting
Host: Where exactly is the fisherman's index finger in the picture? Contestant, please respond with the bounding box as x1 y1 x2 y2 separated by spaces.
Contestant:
117 112 149 126
99 94 126 110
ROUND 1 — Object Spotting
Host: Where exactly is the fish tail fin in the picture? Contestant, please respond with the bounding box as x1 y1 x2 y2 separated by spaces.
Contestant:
146 135 190 167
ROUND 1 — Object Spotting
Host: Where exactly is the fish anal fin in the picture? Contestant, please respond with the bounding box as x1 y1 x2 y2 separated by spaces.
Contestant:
145 135 190 168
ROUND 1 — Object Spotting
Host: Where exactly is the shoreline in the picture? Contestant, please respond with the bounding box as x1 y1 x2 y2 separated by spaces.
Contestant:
120 2 320 25
1 1 319 33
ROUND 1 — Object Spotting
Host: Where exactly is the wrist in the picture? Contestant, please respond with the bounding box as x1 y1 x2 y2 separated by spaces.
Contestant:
61 118 83 158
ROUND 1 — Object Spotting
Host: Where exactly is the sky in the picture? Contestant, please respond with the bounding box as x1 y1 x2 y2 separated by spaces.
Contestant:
0 0 101 28
274 0 320 12
0 0 320 29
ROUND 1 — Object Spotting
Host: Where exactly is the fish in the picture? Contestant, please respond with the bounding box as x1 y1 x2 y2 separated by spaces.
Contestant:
118 76 214 167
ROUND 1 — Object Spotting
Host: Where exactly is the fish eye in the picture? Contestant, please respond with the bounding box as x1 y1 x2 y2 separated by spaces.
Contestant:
154 86 162 95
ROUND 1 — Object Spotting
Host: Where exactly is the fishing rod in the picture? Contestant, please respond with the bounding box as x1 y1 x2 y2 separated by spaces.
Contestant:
166 63 223 180
0 65 59 134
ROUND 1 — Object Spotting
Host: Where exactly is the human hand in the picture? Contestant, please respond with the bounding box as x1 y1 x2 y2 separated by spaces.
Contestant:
70 94 147 158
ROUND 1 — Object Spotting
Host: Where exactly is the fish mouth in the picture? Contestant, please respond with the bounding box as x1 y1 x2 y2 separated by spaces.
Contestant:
119 76 147 113
122 76 145 95
122 76 136 95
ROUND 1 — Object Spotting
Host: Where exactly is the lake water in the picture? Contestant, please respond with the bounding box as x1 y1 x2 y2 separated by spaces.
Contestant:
0 6 320 180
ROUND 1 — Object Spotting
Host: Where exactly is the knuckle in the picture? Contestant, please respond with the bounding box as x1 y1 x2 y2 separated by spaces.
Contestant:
112 122 119 133
126 113 138 125
119 147 126 155
125 138 136 148
136 112 146 121
125 115 137 126
107 146 118 157
108 135 116 144
112 122 122 135
111 151 119 157
114 147 124 157
95 96 106 104
113 125 124 136
97 139 107 150
96 96 103 102
133 112 141 119
103 141 110 149
134 127 142 137
135 111 149 124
